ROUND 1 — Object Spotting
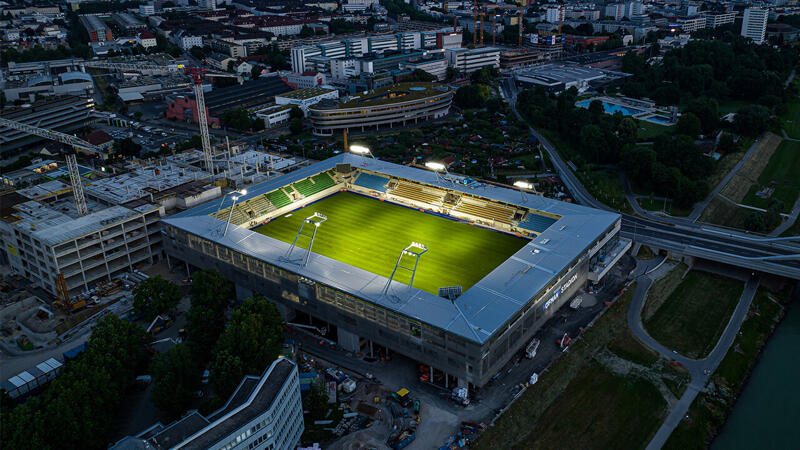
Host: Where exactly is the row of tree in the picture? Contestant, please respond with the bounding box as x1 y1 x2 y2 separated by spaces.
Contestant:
517 86 709 208
1 316 150 449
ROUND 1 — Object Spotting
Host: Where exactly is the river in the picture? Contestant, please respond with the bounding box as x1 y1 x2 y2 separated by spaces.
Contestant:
712 302 800 449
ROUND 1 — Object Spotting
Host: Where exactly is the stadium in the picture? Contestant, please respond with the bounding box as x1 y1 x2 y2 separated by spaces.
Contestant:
161 154 628 389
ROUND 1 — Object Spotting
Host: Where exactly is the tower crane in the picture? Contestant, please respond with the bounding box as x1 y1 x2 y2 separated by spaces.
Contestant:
0 117 102 216
83 60 240 174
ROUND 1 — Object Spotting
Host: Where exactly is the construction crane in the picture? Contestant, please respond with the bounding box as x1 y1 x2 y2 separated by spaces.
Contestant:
84 60 239 174
519 8 524 48
0 117 101 215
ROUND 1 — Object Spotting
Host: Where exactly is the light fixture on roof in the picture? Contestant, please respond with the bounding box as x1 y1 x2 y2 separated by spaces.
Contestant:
349 145 374 158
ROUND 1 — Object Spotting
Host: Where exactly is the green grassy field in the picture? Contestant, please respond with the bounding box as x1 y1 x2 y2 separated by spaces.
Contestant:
742 140 800 213
644 270 744 359
254 192 527 294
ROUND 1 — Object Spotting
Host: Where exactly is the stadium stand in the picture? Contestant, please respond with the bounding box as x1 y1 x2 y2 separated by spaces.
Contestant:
354 172 390 192
516 212 559 233
454 200 515 224
246 195 275 216
391 182 444 205
267 189 292 209
293 172 336 197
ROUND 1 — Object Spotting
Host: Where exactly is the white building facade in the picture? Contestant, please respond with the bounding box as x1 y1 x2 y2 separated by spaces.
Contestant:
741 7 768 44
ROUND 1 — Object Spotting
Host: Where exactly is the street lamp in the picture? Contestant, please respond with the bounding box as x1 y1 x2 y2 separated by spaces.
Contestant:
349 145 374 158
514 180 534 203
216 189 247 236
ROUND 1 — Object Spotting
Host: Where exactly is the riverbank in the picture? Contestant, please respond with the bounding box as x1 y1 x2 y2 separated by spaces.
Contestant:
663 282 796 448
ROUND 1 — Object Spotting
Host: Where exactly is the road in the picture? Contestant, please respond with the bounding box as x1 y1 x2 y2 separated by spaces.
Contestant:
501 79 800 279
626 265 759 449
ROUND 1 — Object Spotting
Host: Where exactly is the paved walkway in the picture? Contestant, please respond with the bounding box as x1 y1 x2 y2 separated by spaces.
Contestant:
626 262 760 449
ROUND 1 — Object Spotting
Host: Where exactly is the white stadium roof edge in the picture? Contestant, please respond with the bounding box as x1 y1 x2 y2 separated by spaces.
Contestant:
164 154 620 344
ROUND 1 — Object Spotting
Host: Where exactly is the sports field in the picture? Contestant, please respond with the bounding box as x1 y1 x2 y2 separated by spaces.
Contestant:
254 192 527 294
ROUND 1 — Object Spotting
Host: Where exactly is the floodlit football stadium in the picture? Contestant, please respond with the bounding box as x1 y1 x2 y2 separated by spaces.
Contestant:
161 154 629 388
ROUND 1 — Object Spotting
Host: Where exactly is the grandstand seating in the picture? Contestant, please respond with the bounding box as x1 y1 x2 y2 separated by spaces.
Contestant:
516 213 559 233
293 172 336 197
246 195 275 216
454 200 514 224
354 172 390 192
391 182 443 205
267 189 292 209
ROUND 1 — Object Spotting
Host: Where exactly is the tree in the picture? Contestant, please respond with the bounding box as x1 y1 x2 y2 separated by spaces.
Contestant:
686 97 719 134
210 295 284 397
290 117 303 135
208 349 244 398
1 316 148 449
676 112 702 137
470 66 499 85
616 117 638 145
289 106 304 120
150 344 202 418
186 268 233 362
189 45 204 60
132 275 181 320
406 68 436 82
733 105 770 137
112 137 142 157
299 25 315 38
445 67 459 81
454 84 490 109
221 108 254 130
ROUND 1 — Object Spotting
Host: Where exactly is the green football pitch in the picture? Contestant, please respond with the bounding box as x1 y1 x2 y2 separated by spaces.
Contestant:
254 192 527 294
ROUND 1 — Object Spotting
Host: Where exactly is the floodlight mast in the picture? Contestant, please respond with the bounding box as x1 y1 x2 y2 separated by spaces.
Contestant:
383 242 428 297
216 189 247 236
285 212 327 266
424 161 453 185
349 145 375 158
513 180 534 203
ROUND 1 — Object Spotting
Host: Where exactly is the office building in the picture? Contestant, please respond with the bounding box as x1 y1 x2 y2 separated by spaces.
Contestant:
111 358 303 450
446 47 500 74
742 7 768 44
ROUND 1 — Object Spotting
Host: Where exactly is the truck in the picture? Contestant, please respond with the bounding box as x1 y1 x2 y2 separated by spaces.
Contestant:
341 378 356 394
525 338 540 359
388 430 416 449
391 388 412 407
570 296 582 309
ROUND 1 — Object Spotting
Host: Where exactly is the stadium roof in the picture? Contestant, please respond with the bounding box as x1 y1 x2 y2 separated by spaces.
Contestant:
165 155 620 344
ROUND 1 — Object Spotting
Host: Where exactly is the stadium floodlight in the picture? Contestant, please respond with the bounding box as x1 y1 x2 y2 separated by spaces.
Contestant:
513 180 535 203
215 189 248 236
513 181 534 190
285 212 327 266
350 145 374 158
383 242 428 297
424 161 447 172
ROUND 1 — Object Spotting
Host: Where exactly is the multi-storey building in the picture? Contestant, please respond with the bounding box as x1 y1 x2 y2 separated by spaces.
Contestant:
307 83 452 135
79 15 113 42
0 96 95 158
703 11 736 28
446 47 500 74
111 358 303 450
742 7 768 44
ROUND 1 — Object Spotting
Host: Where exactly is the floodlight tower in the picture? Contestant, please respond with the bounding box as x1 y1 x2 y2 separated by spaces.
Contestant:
350 145 375 158
513 180 536 203
383 242 428 296
223 189 248 236
284 212 328 266
425 161 454 185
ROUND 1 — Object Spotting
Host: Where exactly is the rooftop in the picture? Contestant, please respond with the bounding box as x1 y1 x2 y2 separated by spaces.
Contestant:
277 86 335 100
111 359 296 450
165 155 620 344
319 82 451 109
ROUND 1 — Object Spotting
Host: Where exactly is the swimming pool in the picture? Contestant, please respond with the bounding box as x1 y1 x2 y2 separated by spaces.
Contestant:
643 115 672 124
575 99 645 116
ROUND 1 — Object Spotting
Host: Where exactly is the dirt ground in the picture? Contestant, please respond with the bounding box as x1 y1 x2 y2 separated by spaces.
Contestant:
719 132 782 202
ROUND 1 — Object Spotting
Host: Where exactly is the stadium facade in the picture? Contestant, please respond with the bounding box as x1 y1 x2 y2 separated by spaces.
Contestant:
161 155 629 389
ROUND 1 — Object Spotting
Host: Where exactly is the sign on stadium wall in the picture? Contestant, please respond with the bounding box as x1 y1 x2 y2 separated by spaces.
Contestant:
542 273 578 312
